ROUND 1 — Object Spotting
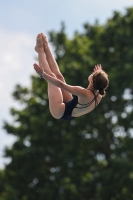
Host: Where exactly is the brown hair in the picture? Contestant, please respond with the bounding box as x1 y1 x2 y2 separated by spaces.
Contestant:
92 70 109 97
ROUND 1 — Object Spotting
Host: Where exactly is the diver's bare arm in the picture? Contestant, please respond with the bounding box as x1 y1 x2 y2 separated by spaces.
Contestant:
33 63 87 97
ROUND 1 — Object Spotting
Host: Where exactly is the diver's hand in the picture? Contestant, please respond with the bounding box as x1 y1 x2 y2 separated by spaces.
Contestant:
33 63 44 76
94 64 102 72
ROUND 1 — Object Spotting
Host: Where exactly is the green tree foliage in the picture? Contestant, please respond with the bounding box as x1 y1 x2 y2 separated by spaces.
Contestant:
1 8 133 200
0 169 6 200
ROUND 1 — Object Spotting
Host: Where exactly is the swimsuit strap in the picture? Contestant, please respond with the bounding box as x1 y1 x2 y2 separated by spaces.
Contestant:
87 89 99 107
75 89 99 109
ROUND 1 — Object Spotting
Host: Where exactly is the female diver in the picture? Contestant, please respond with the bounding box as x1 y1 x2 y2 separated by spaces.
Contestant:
33 33 109 120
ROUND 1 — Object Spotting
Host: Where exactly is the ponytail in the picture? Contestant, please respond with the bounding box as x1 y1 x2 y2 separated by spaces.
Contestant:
99 88 106 97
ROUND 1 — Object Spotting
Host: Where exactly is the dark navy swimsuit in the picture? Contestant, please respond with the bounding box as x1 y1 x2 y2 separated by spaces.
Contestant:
60 89 99 120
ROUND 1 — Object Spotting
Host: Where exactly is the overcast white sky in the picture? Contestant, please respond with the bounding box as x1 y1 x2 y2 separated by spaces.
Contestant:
0 0 133 168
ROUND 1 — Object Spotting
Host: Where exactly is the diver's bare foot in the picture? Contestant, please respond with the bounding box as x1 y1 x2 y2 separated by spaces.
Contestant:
42 34 49 50
34 33 44 53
